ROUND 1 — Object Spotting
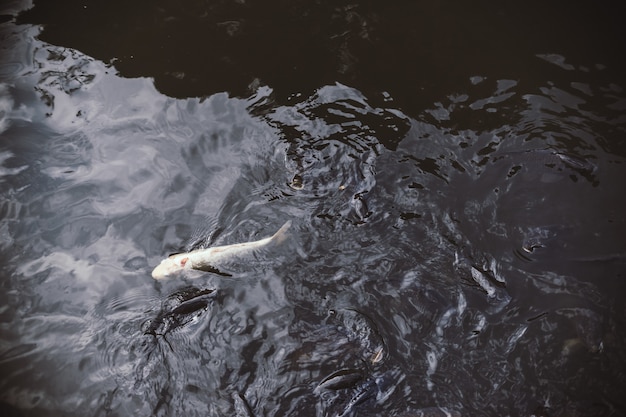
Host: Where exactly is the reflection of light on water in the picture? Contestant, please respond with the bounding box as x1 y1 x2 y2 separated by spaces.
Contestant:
0 150 28 181
470 266 497 298
0 83 14 134
425 350 438 391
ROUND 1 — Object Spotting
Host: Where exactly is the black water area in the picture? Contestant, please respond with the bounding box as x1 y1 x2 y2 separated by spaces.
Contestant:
1 1 626 416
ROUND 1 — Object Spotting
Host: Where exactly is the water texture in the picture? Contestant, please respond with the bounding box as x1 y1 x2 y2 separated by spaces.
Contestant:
1 1 625 416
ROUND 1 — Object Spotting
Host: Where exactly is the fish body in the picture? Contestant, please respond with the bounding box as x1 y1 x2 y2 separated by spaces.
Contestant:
151 220 291 280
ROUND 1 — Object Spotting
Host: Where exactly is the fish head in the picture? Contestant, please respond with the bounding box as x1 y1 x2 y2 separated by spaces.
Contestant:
151 256 189 280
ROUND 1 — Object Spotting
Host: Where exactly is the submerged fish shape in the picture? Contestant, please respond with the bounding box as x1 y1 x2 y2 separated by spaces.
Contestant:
151 220 291 280
144 288 216 336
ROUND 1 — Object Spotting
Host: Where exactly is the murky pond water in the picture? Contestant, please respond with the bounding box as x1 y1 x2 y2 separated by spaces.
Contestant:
1 1 625 416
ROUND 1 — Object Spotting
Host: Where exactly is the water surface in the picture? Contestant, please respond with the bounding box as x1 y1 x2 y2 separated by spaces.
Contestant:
1 1 626 416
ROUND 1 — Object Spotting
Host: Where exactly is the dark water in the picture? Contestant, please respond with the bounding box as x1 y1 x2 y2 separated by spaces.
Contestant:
1 1 626 416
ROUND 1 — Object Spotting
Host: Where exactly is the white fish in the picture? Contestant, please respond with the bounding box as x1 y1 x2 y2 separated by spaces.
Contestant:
151 220 291 280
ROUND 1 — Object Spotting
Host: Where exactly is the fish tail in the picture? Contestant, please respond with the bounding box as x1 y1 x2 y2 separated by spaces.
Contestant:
271 220 292 245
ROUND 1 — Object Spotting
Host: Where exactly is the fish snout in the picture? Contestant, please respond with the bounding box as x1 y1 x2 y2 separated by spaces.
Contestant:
151 264 168 280
151 259 175 280
151 256 190 280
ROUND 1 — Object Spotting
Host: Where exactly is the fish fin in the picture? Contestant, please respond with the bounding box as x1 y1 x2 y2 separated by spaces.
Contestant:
270 220 292 245
194 264 233 277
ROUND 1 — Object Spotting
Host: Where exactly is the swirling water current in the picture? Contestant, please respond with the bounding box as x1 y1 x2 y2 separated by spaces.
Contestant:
1 2 626 417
